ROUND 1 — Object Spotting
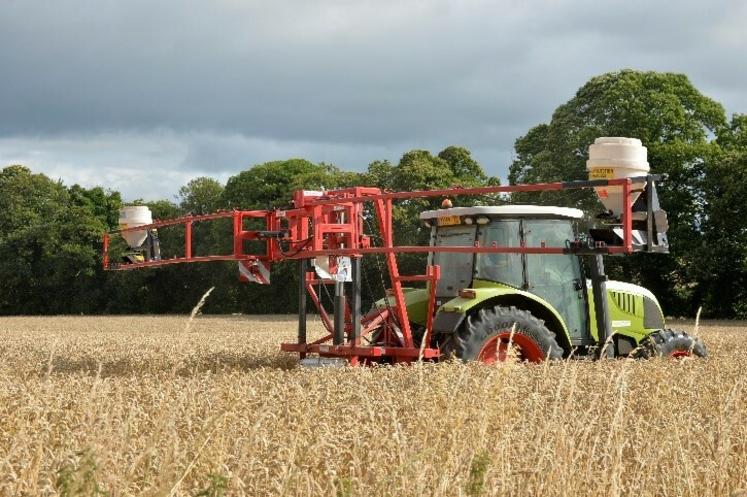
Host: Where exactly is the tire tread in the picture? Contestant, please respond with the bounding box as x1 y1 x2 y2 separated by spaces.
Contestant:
441 305 564 362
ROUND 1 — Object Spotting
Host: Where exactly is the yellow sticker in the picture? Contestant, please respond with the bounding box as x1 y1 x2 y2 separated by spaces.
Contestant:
437 215 461 226
590 168 614 179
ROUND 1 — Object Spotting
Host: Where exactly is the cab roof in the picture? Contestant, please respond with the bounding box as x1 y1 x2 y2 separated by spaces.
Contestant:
419 205 584 221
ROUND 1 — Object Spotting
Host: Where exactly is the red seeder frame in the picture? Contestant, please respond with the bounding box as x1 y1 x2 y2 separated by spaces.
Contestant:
104 178 635 364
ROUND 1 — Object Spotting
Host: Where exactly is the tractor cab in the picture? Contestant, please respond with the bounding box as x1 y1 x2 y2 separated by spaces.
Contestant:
421 206 589 341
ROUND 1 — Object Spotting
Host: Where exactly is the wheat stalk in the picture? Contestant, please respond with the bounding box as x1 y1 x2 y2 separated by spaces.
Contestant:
184 286 215 333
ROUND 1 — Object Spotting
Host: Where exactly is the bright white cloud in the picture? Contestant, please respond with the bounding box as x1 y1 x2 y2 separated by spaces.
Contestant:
0 131 411 200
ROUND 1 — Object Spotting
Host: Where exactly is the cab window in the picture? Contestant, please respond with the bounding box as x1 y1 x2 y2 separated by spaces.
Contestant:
475 220 522 288
433 225 476 297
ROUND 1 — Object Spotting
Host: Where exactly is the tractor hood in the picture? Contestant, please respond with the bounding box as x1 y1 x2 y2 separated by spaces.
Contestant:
587 279 665 338
604 280 658 303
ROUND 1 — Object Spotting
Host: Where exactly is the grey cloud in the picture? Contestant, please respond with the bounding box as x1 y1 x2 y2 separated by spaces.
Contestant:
0 0 745 198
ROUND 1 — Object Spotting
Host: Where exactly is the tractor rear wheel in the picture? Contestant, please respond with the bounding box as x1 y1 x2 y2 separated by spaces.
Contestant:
633 329 708 358
441 306 564 363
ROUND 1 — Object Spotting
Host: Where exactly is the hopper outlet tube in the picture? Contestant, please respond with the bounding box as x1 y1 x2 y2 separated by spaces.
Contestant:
586 137 650 217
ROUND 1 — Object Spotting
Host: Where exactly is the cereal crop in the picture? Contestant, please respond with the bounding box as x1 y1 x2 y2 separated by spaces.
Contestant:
0 315 745 496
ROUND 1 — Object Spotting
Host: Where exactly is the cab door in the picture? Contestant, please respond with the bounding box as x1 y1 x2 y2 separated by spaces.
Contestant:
522 219 588 341
432 225 476 298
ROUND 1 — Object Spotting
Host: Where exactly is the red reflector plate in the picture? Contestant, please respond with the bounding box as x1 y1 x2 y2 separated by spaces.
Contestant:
437 215 461 226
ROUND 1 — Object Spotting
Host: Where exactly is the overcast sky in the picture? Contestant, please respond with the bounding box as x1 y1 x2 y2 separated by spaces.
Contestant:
1 0 745 200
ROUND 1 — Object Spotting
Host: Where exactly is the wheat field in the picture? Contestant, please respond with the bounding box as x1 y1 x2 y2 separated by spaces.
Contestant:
0 315 745 497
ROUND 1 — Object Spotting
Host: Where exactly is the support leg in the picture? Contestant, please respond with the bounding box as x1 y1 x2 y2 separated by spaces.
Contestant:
589 255 614 358
351 257 362 344
298 259 307 359
333 280 346 346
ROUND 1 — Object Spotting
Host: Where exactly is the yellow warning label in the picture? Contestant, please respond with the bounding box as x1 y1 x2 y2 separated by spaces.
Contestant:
437 215 461 226
590 168 615 179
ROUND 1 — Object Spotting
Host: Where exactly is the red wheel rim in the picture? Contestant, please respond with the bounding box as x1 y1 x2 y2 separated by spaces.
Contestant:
478 331 545 364
669 350 691 358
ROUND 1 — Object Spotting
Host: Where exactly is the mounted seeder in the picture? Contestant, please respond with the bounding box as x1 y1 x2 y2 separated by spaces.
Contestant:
104 137 707 365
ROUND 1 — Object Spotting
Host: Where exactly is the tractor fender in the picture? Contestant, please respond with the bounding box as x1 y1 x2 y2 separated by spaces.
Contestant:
433 288 573 353
373 288 430 327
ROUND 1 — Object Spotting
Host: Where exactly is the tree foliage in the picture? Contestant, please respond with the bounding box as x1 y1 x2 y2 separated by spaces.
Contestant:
178 177 224 215
0 166 119 313
510 70 724 206
508 70 743 317
1 71 746 317
362 146 497 282
223 159 360 209
693 113 747 317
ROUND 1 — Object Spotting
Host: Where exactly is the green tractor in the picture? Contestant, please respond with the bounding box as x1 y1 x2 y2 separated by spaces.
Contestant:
374 198 707 363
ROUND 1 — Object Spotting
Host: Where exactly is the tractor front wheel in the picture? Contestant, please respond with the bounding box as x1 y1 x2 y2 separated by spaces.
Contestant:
441 306 564 364
633 329 708 359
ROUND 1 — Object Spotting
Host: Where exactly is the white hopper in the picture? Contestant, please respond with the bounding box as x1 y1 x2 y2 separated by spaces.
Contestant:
118 206 153 248
586 137 650 217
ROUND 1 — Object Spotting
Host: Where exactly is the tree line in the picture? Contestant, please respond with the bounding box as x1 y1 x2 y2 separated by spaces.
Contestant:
1 70 746 317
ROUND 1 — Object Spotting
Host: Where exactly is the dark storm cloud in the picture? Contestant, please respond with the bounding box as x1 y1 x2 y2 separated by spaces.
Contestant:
0 1 537 141
0 0 745 199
